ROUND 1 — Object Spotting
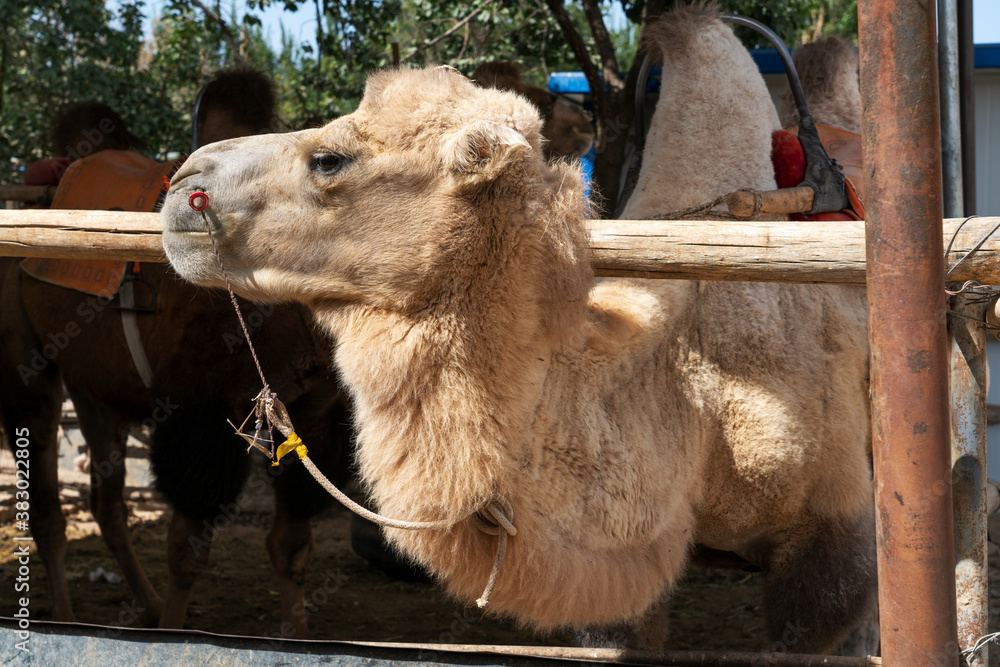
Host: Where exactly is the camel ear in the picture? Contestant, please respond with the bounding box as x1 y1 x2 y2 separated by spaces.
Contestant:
445 122 531 177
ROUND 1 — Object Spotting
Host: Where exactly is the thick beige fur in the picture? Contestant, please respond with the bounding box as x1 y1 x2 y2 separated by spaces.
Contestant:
160 5 874 648
622 4 781 217
779 36 862 133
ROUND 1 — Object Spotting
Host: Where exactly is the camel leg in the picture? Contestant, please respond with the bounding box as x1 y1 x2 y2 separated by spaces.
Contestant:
0 272 74 622
837 605 880 657
72 390 164 627
762 508 878 655
0 370 72 621
267 472 313 639
159 510 212 628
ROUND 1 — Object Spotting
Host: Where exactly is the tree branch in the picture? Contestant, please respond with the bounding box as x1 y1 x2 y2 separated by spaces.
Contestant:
543 0 606 125
581 0 623 92
0 28 7 117
190 0 247 67
400 3 487 64
624 1 670 89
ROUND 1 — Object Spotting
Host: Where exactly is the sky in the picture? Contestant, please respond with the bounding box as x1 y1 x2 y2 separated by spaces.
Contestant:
129 0 999 56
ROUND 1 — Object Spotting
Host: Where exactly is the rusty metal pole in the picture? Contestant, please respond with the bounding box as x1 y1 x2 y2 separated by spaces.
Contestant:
858 0 959 665
949 295 988 667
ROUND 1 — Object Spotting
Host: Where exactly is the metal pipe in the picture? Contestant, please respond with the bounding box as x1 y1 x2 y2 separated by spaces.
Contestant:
858 0 959 664
958 0 977 216
939 0 964 218
949 294 989 667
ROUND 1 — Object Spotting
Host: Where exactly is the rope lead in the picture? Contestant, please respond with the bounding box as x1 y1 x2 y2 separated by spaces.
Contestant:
189 190 515 609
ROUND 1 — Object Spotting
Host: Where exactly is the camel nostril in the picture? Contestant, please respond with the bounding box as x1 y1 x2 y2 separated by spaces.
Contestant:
189 191 210 211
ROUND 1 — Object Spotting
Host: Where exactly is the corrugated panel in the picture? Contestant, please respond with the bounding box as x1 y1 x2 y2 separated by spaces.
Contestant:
976 72 1000 216
0 622 579 667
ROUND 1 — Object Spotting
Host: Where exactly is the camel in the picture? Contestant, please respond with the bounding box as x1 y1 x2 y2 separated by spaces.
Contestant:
473 61 594 159
0 259 351 635
779 36 861 133
159 6 875 653
0 80 352 636
619 6 874 653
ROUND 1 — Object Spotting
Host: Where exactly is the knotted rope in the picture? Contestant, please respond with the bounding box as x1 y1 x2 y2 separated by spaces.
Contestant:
649 187 764 221
188 191 515 609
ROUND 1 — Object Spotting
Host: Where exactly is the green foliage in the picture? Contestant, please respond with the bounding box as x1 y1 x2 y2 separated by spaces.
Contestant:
817 0 857 43
619 0 857 50
144 0 276 144
0 0 178 184
396 0 578 84
258 0 581 126
0 0 858 187
0 0 276 186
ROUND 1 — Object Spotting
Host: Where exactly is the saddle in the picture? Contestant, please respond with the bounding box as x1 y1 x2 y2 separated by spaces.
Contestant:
772 124 865 221
21 150 173 298
20 150 174 387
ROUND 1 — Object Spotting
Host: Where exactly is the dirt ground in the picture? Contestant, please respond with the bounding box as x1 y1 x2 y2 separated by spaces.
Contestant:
14 414 1000 661
0 422 769 653
0 488 767 650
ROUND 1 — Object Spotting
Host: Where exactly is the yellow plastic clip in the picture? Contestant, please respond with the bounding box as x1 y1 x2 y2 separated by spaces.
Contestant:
272 432 308 467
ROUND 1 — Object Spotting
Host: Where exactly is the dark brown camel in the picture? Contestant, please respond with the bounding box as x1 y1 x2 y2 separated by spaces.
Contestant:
0 257 351 635
472 61 594 160
1 73 351 637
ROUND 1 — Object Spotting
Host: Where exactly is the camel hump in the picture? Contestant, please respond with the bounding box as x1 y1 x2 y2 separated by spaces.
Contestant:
473 61 522 89
641 1 723 58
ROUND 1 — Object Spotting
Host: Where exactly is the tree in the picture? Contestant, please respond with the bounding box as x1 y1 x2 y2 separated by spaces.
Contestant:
144 0 276 145
254 0 582 130
0 0 279 186
0 0 169 184
0 0 858 200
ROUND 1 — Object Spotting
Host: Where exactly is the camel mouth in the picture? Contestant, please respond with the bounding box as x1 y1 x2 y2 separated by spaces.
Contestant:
161 223 225 288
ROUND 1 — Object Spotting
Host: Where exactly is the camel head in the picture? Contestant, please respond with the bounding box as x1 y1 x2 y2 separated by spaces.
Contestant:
161 66 591 330
543 98 595 159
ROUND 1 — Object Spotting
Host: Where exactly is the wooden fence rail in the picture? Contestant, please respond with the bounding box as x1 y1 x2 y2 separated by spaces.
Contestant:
0 209 997 286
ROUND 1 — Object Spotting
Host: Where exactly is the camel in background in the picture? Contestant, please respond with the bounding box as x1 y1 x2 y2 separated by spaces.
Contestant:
473 61 594 160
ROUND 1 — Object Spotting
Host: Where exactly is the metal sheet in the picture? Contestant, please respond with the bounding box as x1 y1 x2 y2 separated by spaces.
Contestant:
0 620 882 666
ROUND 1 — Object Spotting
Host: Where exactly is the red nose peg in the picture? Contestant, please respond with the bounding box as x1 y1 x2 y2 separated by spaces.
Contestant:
189 191 209 211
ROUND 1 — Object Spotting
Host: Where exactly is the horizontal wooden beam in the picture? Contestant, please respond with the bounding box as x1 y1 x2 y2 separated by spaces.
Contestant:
591 217 996 285
0 184 57 203
0 209 165 263
0 209 997 286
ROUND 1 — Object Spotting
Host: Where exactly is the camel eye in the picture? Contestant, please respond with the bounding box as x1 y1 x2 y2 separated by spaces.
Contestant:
311 152 350 175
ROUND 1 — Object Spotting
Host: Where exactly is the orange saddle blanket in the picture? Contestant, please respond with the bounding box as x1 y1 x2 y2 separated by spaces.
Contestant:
21 150 173 297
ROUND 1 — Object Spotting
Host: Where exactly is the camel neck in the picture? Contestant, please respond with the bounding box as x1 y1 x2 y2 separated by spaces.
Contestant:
313 303 552 523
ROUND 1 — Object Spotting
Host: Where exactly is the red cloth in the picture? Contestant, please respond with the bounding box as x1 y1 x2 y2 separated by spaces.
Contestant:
770 128 862 222
771 130 805 189
24 157 74 186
